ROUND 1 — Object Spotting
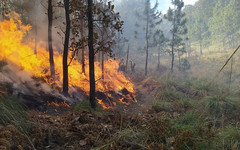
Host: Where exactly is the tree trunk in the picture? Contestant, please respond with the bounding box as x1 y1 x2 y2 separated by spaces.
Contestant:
200 39 202 55
126 44 129 73
48 0 55 77
145 12 149 76
34 23 38 55
157 48 160 70
34 0 38 55
98 51 101 62
171 9 176 73
88 0 96 109
80 20 85 74
178 51 181 66
63 0 70 96
102 51 104 79
171 33 175 73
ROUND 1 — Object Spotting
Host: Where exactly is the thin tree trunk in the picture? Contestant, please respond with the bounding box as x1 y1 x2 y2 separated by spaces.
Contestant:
229 57 233 89
98 51 101 62
188 39 191 57
102 51 104 79
34 0 38 55
48 0 55 77
178 51 181 66
126 44 129 73
63 0 70 96
200 39 202 55
145 12 149 76
34 20 38 55
171 33 175 73
88 0 96 109
80 20 85 74
157 48 160 70
171 9 176 73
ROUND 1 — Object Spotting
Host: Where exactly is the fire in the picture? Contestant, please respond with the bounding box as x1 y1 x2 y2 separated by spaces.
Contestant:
0 14 137 109
47 101 70 108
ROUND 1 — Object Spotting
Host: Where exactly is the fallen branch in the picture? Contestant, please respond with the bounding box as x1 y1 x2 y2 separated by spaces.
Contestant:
209 45 240 86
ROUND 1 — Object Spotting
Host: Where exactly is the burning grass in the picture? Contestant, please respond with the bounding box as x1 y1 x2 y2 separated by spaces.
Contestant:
0 13 137 109
1 75 240 149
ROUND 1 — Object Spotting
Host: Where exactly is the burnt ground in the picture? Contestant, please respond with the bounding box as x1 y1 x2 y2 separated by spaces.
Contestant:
0 72 168 150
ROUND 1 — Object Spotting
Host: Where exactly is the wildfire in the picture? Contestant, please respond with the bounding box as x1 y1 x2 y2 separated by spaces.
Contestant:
47 101 70 108
0 14 137 109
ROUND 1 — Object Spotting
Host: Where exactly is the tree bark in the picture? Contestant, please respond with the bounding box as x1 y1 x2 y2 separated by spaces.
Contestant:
157 48 160 70
80 20 85 74
48 0 55 77
171 32 175 73
34 22 38 55
63 0 70 96
145 11 149 76
171 10 176 73
102 51 104 80
88 0 96 109
34 0 38 55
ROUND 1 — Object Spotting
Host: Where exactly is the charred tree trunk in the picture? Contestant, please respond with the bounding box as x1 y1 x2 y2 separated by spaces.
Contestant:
80 20 85 74
48 0 55 77
145 12 149 76
88 0 96 109
63 0 70 96
34 23 38 55
98 51 101 62
34 0 38 55
102 51 104 79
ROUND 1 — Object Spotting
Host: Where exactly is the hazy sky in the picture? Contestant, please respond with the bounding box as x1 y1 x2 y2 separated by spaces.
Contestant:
114 0 199 13
157 0 199 13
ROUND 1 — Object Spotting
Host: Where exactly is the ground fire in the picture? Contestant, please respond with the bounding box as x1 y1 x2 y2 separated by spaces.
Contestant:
0 14 137 109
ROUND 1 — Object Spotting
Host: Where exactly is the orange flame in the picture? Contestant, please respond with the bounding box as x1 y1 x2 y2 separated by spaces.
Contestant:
0 14 137 109
47 101 70 108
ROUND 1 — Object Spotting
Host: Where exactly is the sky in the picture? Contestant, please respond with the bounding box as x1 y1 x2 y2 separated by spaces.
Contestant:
157 0 199 13
114 0 199 14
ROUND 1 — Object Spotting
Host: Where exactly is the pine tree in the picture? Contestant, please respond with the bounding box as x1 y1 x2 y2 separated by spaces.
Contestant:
153 30 168 70
164 0 187 73
136 0 161 76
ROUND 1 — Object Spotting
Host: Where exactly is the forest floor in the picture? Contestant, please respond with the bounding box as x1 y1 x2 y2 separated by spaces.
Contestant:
1 68 240 150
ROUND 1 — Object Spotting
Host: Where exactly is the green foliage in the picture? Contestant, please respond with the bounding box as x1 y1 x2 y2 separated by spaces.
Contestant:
152 101 171 112
178 58 191 71
186 0 240 49
0 97 29 133
157 89 185 102
200 95 238 119
73 100 92 111
164 0 188 72
215 126 240 149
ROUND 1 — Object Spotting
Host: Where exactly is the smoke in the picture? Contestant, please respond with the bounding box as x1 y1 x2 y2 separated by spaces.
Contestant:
19 0 65 53
0 63 76 109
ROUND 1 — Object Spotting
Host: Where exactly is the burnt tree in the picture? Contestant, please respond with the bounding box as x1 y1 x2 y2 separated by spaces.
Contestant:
48 0 55 77
63 0 70 96
88 0 96 108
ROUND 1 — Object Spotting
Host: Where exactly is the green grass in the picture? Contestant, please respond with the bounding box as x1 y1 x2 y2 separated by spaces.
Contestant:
0 96 27 127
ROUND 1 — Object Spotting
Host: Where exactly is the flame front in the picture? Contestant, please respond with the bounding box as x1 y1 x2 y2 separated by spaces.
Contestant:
0 14 137 109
